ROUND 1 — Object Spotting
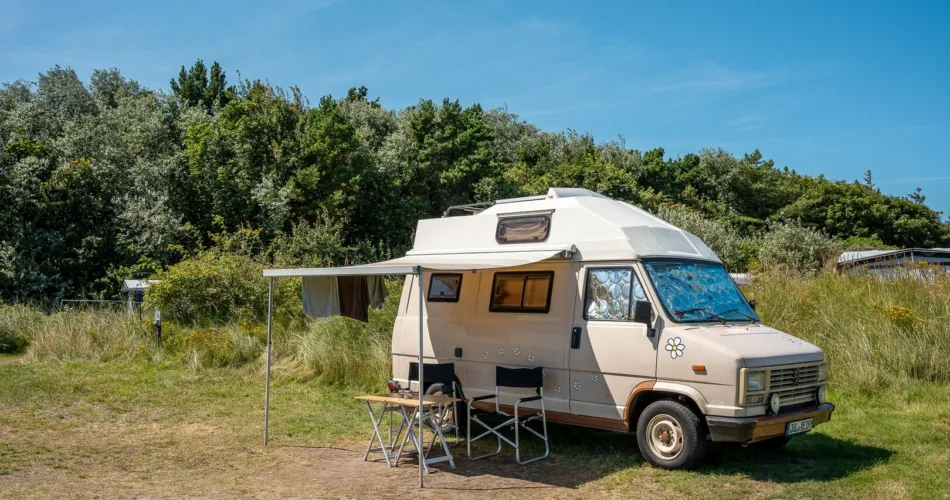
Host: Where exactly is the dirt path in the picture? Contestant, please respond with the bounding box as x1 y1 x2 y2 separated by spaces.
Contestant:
0 417 644 499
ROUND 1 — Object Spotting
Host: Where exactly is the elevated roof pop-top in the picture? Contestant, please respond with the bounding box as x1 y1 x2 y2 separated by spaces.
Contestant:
408 188 721 263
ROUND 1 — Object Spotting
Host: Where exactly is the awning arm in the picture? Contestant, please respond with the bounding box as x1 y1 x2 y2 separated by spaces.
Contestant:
263 265 417 278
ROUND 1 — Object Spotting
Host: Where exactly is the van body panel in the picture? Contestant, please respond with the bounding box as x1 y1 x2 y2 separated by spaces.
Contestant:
387 188 832 445
569 262 657 419
391 262 575 413
667 324 825 367
464 262 574 413
654 327 743 413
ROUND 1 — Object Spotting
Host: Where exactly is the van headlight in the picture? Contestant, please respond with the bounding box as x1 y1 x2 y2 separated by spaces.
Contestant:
817 385 826 404
742 370 767 405
745 370 766 393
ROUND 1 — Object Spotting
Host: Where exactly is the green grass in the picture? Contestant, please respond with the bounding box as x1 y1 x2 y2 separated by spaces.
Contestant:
0 358 947 498
3 273 950 497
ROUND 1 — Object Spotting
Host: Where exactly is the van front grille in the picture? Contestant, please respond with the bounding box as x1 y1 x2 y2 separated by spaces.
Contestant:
768 363 821 413
776 386 817 411
770 365 820 390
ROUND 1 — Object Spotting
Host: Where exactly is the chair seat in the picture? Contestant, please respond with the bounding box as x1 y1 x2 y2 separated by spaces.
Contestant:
467 366 549 465
472 409 541 427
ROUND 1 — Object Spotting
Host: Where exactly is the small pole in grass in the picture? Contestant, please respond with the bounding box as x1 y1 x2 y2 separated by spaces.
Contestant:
153 310 162 345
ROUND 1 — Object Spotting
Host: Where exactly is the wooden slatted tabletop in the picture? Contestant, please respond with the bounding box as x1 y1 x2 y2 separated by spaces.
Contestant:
355 393 460 407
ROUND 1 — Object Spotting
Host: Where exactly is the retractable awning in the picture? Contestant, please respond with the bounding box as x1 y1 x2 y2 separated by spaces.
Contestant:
259 243 576 488
262 245 576 277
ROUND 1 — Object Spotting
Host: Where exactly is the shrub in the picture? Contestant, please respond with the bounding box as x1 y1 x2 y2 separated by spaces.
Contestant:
655 205 758 271
758 221 842 273
144 250 300 325
165 322 266 369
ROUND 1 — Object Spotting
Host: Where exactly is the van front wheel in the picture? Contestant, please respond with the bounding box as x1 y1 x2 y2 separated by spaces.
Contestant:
636 399 707 470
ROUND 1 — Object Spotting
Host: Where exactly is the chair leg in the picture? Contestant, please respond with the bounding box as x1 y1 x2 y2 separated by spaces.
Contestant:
514 398 549 465
467 401 502 461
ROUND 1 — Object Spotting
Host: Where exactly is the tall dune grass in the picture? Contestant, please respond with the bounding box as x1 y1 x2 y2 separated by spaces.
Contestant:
748 271 950 391
22 308 151 362
270 284 400 388
0 305 43 353
4 273 949 393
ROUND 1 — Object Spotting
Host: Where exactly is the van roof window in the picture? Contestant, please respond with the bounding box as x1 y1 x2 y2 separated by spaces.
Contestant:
496 215 551 244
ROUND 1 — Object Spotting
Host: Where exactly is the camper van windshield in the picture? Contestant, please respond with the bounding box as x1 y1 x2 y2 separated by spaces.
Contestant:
643 260 759 323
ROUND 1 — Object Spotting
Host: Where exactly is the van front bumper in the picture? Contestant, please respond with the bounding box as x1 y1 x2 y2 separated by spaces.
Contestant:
706 403 835 443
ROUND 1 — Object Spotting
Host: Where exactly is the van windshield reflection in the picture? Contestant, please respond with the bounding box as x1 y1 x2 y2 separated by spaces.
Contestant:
643 260 758 323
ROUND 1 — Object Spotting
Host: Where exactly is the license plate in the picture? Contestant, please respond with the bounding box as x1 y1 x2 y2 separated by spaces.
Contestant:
786 418 813 436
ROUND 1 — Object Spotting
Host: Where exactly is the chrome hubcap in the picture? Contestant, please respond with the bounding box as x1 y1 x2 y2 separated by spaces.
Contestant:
647 414 684 460
428 391 454 431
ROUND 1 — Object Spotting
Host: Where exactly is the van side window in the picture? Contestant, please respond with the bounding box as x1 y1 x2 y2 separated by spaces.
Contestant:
427 273 462 302
489 271 554 313
585 268 647 321
496 215 551 244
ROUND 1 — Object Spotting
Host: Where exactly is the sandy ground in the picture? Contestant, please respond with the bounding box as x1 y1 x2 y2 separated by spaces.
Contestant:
0 416 642 499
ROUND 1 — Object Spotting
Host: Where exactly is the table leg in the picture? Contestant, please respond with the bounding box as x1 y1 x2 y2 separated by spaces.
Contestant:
428 403 456 469
397 405 430 473
362 401 394 467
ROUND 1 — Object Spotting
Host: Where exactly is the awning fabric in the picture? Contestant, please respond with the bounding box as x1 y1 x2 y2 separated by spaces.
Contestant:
262 246 575 277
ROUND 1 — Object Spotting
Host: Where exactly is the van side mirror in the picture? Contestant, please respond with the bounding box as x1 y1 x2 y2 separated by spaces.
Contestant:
631 300 653 325
749 299 757 311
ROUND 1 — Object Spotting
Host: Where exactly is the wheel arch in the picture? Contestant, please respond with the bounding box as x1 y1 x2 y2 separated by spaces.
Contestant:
624 381 710 431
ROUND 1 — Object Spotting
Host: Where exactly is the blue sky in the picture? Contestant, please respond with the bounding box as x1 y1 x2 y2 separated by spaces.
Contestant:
2 0 948 214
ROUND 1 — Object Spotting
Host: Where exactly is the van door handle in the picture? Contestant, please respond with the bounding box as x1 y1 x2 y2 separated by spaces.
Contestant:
570 327 582 349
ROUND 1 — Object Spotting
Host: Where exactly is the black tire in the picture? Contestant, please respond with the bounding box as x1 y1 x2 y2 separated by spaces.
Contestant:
752 436 790 451
636 399 707 470
424 383 459 433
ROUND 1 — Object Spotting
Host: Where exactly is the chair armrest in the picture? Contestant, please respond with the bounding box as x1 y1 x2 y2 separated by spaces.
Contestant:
518 395 542 404
470 394 497 402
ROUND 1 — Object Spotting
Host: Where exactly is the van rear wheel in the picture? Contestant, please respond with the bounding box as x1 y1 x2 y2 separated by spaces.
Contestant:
636 399 706 470
424 383 457 434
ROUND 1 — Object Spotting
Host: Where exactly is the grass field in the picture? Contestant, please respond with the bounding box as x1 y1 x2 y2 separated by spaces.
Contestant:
1 356 948 499
2 272 950 497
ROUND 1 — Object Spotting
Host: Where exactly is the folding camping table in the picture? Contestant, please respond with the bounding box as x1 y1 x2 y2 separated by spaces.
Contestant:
356 394 459 472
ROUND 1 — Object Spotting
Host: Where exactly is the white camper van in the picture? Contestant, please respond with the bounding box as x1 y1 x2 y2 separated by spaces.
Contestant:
391 188 834 469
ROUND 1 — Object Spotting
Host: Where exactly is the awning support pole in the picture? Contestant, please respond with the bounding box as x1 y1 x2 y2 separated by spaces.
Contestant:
417 266 424 489
264 277 274 446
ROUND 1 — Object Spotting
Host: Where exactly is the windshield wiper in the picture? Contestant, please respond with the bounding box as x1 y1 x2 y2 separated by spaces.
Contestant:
719 308 758 324
674 307 727 325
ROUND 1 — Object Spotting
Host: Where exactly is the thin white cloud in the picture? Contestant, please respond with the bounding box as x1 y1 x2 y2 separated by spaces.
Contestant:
729 114 769 132
649 62 781 94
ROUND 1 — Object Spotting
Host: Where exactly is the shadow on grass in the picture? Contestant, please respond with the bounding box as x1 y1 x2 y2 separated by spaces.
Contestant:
698 432 894 483
428 423 893 490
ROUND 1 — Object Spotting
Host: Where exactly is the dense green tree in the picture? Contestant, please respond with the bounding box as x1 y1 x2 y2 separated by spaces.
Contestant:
1 63 947 303
170 59 233 112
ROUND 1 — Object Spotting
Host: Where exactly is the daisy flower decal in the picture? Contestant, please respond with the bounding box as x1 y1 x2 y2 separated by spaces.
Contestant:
665 337 686 359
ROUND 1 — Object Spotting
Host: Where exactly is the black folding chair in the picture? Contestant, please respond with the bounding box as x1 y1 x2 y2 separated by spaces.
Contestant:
408 362 461 446
466 366 549 464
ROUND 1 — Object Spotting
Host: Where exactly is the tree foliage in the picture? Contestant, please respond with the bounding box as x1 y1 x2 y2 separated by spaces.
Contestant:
1 61 948 302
